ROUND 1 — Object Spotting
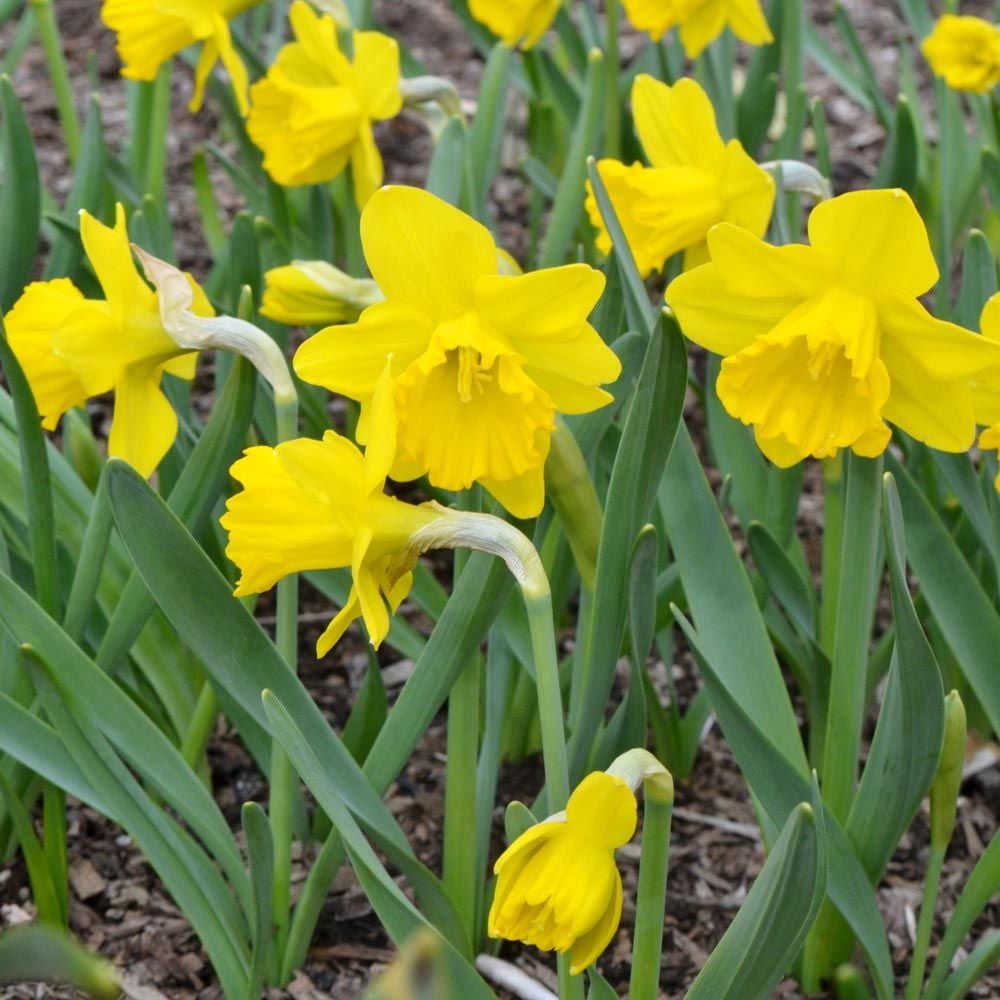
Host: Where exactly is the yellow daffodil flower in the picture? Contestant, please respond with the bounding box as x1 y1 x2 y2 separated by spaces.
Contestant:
246 1 402 205
666 188 1000 467
6 205 213 478
468 0 560 49
222 369 442 654
262 261 384 327
585 75 774 277
101 0 260 114
294 186 620 518
620 0 772 58
488 771 637 974
970 294 1000 486
922 15 1000 94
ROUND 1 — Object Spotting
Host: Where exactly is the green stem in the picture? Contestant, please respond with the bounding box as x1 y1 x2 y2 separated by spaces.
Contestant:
28 0 80 163
628 794 673 1000
524 584 570 814
42 783 68 926
603 0 620 159
905 844 944 1000
180 681 220 772
558 954 585 1000
270 394 300 969
442 655 481 948
144 62 172 202
62 471 113 643
821 452 883 822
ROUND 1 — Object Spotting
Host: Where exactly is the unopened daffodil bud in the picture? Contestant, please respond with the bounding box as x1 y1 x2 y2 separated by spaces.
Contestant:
5 204 212 478
930 691 967 851
134 247 296 407
247 2 402 205
262 261 384 327
488 770 637 975
922 15 1000 94
100 0 260 114
585 76 775 277
620 0 772 58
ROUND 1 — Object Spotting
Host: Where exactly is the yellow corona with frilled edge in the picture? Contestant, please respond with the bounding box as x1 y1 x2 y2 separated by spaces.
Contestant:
294 186 621 518
667 188 1000 466
923 14 1000 94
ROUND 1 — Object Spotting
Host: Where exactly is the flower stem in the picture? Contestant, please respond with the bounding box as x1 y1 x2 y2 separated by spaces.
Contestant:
144 62 172 203
28 0 80 163
603 0 620 160
269 392 300 969
905 844 945 1000
443 652 481 950
629 790 673 1000
180 680 220 773
820 452 883 822
62 470 113 643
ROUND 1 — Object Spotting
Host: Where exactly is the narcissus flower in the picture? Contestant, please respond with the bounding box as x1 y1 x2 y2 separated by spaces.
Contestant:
666 188 1000 466
922 15 1000 94
620 0 772 58
222 371 443 654
6 204 213 478
262 261 384 327
294 186 620 518
585 75 774 276
101 0 260 114
247 2 402 205
488 771 636 974
468 0 560 48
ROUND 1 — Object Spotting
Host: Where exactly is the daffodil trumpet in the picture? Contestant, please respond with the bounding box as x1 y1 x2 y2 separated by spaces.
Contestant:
487 750 671 981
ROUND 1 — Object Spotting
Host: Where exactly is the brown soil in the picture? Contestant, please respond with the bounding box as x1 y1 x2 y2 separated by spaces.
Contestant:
1 1 998 998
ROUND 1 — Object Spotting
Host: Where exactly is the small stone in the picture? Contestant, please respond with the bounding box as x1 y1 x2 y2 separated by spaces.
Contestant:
69 858 107 901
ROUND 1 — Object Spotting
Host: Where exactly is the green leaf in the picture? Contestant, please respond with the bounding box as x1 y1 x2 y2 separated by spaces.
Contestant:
872 96 918 192
685 790 826 999
568 312 687 777
0 315 58 617
467 43 512 220
587 967 620 999
660 427 808 777
43 93 107 280
503 800 538 844
341 652 388 765
0 75 40 310
23 647 250 997
426 116 467 207
843 474 944 881
925 832 1000 995
954 228 998 330
628 525 658 671
886 454 1000 735
241 802 274 999
0 924 119 998
672 610 894 999
537 48 603 268
262 691 495 998
747 521 815 639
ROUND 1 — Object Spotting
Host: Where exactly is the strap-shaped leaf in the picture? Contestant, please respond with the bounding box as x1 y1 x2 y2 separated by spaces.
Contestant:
672 609 894 999
660 427 809 777
0 924 119 998
263 691 495 998
685 788 826 1000
845 475 944 881
241 802 274 999
886 454 1000 735
568 311 687 778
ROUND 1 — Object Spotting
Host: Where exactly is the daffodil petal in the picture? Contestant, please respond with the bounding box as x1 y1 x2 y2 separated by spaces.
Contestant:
352 30 403 119
631 75 725 171
108 363 178 478
360 187 497 322
565 773 637 848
